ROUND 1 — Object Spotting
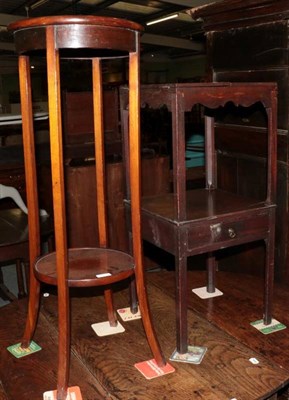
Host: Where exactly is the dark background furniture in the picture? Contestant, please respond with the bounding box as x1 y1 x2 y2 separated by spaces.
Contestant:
0 208 52 300
65 156 170 250
189 0 289 283
0 117 52 302
0 87 171 257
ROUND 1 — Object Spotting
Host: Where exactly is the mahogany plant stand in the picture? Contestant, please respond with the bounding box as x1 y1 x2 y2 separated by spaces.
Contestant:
8 16 165 399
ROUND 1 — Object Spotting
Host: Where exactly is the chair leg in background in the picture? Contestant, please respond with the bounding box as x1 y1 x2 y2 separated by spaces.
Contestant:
16 259 26 299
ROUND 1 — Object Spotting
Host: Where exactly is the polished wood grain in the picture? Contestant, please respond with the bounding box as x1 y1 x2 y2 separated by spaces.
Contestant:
1 271 289 399
0 382 8 400
34 248 134 286
0 299 107 400
9 15 143 33
152 270 289 374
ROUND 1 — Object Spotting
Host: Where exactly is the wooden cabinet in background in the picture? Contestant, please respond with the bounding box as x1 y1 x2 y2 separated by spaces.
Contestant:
62 88 120 145
189 0 289 282
65 156 170 251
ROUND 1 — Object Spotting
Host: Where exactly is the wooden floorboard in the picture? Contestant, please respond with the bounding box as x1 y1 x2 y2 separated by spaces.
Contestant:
150 270 289 369
1 270 289 399
0 298 107 400
0 381 8 400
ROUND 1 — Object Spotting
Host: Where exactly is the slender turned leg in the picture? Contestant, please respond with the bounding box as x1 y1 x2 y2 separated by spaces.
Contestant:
91 58 120 328
175 249 188 354
263 212 275 325
206 252 217 293
17 51 43 351
16 259 26 299
18 54 42 349
135 267 166 366
56 283 70 400
104 288 118 327
129 48 165 367
46 26 70 399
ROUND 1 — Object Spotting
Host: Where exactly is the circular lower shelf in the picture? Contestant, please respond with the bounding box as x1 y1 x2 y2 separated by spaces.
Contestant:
34 247 135 287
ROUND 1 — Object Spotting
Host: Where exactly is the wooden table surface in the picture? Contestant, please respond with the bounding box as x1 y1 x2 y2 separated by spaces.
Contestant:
1 270 289 399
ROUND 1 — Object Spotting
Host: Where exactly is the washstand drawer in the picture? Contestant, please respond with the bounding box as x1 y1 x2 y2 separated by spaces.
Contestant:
187 210 272 252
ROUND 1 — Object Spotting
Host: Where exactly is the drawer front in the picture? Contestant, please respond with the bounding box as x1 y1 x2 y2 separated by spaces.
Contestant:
187 211 272 254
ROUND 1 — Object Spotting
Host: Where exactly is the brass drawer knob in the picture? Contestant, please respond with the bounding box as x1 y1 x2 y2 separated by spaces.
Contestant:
228 228 236 238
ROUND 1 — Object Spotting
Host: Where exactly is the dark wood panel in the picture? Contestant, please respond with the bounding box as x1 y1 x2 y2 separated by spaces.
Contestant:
62 88 119 145
275 162 289 281
217 152 288 280
218 154 267 201
216 153 267 276
215 124 288 163
237 157 267 200
65 163 99 248
189 0 289 30
217 154 238 193
142 156 170 196
65 156 170 250
208 21 288 69
106 161 128 252
213 69 289 130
